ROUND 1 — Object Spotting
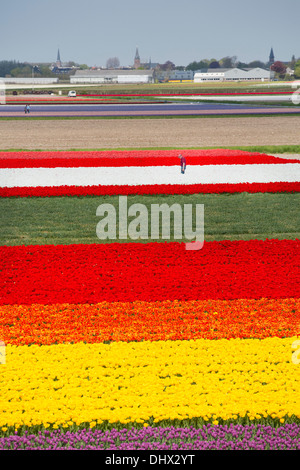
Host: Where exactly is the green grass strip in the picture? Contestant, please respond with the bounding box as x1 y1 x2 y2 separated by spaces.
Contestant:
1 192 299 246
0 113 299 121
1 145 300 153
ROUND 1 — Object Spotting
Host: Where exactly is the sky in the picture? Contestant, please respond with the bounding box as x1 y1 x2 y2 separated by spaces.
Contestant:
1 0 299 67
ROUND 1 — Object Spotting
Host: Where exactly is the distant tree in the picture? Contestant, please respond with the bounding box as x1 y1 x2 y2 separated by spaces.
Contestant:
106 57 120 69
160 61 175 71
79 64 89 70
39 65 56 77
9 64 45 78
10 65 32 77
290 55 296 69
231 55 238 67
236 61 249 68
248 60 266 69
219 56 237 68
66 61 77 67
0 60 27 77
293 60 300 78
186 61 198 71
209 60 220 68
271 61 287 77
219 56 232 68
186 60 209 71
239 63 247 69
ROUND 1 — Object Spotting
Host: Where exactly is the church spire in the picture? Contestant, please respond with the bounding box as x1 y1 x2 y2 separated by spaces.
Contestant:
134 46 140 69
56 48 62 67
269 47 274 65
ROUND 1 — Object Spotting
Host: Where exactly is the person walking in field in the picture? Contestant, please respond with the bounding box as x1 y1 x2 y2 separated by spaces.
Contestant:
179 154 186 174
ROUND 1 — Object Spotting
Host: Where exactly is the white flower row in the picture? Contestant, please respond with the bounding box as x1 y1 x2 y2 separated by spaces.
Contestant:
0 164 299 188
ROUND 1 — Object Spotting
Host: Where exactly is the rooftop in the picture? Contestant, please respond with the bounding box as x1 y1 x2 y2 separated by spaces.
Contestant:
74 69 154 77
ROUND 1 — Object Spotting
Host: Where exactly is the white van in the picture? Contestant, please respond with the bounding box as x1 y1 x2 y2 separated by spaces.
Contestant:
68 90 77 97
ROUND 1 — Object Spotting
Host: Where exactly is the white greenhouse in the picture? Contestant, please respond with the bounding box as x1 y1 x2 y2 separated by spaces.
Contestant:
194 67 272 82
70 69 154 84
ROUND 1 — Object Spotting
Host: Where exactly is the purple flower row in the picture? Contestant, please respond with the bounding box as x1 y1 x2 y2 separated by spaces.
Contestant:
1 423 300 450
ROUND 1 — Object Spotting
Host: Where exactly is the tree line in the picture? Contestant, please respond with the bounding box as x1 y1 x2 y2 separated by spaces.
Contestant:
0 60 57 78
1 55 300 79
0 60 88 78
185 55 299 74
167 55 300 79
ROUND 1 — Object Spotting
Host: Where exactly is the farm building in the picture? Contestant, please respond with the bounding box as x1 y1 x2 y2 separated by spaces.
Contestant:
70 69 154 84
155 70 194 82
1 77 59 85
194 67 273 82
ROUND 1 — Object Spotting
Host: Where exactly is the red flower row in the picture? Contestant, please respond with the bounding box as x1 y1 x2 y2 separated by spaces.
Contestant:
5 98 115 104
79 91 293 97
0 150 296 169
0 149 259 160
1 182 299 198
1 239 299 305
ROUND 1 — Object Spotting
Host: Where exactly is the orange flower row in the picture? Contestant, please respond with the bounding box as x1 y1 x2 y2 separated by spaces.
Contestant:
1 298 299 345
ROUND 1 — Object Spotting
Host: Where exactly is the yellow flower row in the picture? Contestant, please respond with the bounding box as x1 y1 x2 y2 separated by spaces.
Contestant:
0 338 300 428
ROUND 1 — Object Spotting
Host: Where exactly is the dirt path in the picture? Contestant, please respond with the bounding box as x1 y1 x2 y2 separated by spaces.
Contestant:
0 116 299 149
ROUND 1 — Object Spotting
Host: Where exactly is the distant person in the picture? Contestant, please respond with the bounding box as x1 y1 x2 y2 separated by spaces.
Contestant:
24 105 28 114
27 104 31 114
179 154 186 174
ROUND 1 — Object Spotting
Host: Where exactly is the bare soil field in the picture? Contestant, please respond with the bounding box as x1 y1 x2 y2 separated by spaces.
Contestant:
0 116 299 150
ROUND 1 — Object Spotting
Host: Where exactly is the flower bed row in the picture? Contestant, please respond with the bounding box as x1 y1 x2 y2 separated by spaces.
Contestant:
0 338 299 431
1 239 299 305
1 298 299 345
1 182 299 197
0 148 266 161
78 91 294 97
1 424 300 450
1 150 298 168
2 164 298 193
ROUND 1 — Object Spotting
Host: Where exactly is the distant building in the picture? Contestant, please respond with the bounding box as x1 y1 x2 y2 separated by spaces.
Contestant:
2 77 58 84
132 48 155 70
51 49 75 74
56 48 62 68
194 67 273 82
155 70 194 82
70 68 154 84
285 66 295 76
269 47 275 66
134 47 141 69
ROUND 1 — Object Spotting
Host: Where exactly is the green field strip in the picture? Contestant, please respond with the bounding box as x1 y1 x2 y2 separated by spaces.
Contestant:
1 113 300 122
1 192 299 246
1 145 300 153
